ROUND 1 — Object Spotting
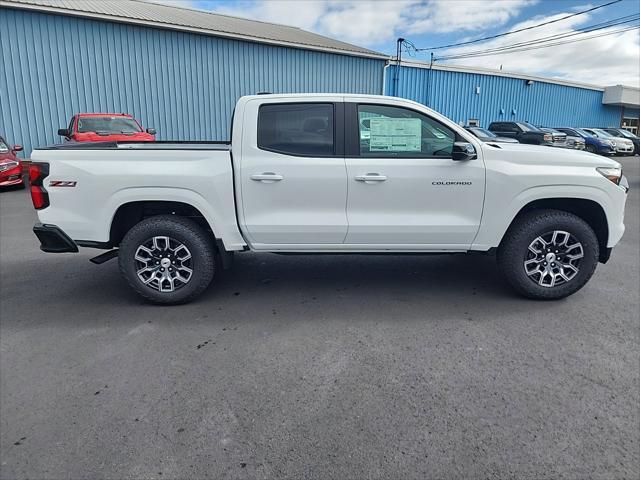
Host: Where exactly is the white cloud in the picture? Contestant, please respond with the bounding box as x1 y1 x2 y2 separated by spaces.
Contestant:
406 0 537 34
210 0 534 45
439 12 640 86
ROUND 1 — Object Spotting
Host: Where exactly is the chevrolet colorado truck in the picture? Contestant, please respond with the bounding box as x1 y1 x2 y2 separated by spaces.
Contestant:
29 94 629 304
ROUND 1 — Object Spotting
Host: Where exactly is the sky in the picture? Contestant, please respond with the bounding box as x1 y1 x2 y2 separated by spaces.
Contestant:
160 0 640 86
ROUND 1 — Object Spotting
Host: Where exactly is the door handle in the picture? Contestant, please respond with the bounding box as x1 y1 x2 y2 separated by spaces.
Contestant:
250 172 283 182
355 174 387 183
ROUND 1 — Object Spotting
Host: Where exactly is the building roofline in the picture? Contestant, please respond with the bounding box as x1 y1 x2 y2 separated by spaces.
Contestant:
0 0 389 60
396 60 608 92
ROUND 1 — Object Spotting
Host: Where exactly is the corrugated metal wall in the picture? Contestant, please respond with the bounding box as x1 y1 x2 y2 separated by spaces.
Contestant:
0 8 385 155
385 65 623 128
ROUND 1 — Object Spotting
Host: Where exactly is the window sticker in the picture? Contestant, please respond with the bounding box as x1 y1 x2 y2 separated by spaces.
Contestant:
368 118 421 152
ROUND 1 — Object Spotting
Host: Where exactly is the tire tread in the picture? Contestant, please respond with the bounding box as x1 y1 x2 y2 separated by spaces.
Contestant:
497 209 599 300
118 215 216 304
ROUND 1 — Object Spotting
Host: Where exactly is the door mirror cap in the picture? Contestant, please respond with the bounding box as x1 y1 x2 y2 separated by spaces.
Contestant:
452 142 477 161
12 144 23 152
146 128 156 135
57 128 71 137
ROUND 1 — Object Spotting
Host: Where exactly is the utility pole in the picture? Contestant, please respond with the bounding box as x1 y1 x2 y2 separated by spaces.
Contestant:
393 37 404 96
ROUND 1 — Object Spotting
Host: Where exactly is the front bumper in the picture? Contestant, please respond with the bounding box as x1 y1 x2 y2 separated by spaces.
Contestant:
614 145 635 155
33 223 79 253
0 165 24 186
597 145 616 155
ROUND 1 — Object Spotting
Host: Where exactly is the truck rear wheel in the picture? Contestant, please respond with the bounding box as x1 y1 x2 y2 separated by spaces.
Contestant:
118 215 215 304
497 210 599 300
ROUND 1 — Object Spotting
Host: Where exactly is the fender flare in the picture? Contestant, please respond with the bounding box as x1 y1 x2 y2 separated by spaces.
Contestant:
473 185 613 250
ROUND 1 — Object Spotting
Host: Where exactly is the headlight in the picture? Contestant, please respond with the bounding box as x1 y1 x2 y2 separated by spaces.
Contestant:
543 134 552 142
0 161 19 172
597 167 622 185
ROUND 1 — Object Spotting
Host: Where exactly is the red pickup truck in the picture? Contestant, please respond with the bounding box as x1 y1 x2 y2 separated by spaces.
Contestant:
58 113 156 143
0 136 24 188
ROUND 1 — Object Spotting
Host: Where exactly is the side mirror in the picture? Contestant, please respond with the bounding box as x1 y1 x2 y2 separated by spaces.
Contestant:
57 128 71 137
452 142 477 161
146 128 156 135
12 145 23 152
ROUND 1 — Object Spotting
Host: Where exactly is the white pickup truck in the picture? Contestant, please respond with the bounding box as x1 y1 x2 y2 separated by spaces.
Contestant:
29 94 629 304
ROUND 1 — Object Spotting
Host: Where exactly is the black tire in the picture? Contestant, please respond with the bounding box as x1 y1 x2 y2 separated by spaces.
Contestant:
497 210 599 300
585 144 597 154
118 215 216 304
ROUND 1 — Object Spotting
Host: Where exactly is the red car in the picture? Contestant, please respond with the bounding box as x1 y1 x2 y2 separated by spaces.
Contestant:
0 136 24 188
58 113 156 142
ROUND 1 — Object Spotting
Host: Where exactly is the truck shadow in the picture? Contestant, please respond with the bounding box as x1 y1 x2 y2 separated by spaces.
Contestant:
3 250 569 330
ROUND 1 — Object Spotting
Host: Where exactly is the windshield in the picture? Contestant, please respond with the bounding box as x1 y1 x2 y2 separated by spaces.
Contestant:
517 122 540 132
576 129 593 137
470 127 496 137
591 128 615 138
619 129 638 139
76 116 142 134
0 138 8 152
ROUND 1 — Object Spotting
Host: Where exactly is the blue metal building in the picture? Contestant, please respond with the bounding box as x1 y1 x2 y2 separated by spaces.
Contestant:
0 0 386 155
385 62 636 130
1 0 638 157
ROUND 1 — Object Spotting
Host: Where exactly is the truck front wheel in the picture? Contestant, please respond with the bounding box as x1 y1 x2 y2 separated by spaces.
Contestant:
118 215 216 304
497 210 599 300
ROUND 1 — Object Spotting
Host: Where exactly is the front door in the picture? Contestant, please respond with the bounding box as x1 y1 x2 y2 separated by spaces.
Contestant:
344 101 485 248
239 99 348 247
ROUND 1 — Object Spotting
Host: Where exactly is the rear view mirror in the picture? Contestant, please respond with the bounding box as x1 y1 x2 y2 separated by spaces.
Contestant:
12 145 23 152
452 142 477 161
57 128 71 137
146 128 156 135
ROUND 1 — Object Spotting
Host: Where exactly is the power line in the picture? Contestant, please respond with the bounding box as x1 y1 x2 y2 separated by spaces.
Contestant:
414 0 622 51
431 13 639 60
435 24 639 61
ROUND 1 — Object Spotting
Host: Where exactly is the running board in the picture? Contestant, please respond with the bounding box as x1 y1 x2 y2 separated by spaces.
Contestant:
89 249 119 264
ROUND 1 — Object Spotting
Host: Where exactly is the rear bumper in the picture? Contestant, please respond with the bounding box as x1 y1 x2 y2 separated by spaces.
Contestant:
33 223 79 253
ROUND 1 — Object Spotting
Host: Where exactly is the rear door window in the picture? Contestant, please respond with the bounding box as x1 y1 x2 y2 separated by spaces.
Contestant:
257 103 334 156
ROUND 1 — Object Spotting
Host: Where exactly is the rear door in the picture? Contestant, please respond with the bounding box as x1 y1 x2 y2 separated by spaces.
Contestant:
238 98 348 247
343 100 485 248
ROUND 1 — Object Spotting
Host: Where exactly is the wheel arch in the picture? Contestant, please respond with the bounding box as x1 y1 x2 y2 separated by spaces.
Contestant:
502 198 609 262
109 200 214 246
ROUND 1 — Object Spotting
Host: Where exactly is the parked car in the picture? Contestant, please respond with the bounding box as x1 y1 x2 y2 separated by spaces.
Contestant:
464 126 519 143
601 128 640 155
554 127 615 156
539 127 584 150
30 94 628 304
488 121 565 146
582 128 634 156
58 113 156 143
0 136 24 188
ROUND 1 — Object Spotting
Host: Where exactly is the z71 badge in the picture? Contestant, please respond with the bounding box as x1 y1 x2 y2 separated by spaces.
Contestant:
49 180 77 187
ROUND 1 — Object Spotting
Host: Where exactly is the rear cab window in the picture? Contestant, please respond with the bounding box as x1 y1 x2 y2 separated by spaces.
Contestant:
257 103 335 156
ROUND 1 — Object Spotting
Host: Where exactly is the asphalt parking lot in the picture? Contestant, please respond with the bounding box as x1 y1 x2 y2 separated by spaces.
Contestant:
1 157 639 479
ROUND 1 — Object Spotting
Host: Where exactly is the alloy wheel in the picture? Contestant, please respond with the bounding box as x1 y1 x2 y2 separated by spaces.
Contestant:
134 236 193 292
524 230 584 287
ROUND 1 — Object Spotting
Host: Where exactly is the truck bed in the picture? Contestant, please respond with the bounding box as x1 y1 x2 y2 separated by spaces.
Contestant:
30 144 246 251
